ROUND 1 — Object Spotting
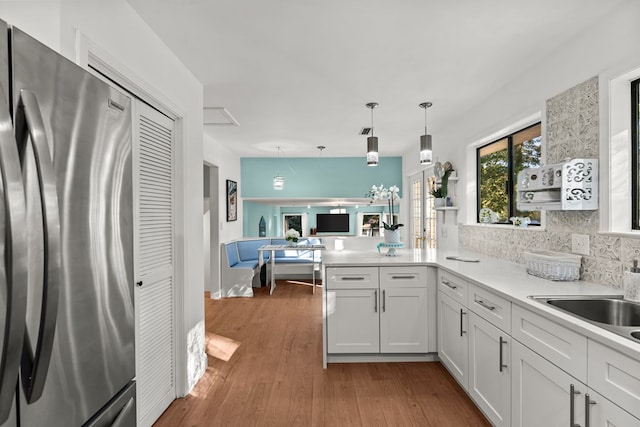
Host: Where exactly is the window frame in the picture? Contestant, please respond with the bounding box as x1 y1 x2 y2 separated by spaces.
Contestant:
632 77 640 230
476 122 542 225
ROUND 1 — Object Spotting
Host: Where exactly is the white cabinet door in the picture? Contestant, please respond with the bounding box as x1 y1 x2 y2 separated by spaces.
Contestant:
380 286 428 353
469 312 511 427
511 340 586 427
437 290 468 389
327 289 379 353
587 388 640 426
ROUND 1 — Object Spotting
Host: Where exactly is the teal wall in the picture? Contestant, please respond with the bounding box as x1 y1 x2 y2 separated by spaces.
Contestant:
240 156 403 199
243 202 399 237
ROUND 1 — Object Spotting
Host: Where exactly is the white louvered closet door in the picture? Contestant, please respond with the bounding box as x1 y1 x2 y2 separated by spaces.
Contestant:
133 101 176 427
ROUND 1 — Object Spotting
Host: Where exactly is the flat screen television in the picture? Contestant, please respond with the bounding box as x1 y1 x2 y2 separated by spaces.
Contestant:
316 213 350 233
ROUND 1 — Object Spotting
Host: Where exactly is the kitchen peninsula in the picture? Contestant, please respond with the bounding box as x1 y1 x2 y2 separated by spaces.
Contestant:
322 247 640 426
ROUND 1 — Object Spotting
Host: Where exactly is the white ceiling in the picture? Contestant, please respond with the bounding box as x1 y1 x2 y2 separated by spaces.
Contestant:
128 0 625 158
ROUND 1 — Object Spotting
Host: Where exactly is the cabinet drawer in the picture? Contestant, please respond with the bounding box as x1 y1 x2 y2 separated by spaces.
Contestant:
380 266 428 288
326 267 379 289
588 340 640 420
438 270 468 304
511 304 587 382
468 283 511 333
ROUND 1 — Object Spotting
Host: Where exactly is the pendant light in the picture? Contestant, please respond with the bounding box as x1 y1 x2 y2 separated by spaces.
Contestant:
419 102 433 165
273 146 284 190
366 102 379 166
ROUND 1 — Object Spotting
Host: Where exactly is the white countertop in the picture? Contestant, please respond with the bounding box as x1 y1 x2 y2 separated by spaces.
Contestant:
323 247 640 358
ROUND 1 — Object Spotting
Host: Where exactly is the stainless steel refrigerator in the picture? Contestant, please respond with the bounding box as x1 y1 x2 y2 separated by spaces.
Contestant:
0 21 136 427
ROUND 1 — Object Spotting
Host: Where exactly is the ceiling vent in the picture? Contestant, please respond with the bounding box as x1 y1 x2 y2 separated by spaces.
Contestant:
203 107 239 126
359 127 372 135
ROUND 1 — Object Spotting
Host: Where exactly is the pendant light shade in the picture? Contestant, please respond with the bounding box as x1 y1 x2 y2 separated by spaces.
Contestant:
273 146 284 190
419 102 433 165
366 102 379 166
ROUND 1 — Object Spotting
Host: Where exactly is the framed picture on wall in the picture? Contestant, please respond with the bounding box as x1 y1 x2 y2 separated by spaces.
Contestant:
226 179 237 221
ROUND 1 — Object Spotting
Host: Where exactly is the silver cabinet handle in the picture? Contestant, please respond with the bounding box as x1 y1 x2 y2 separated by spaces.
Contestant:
499 337 507 372
584 393 596 427
374 290 377 312
341 276 365 281
570 384 581 427
391 275 416 279
0 84 29 424
475 299 496 311
441 278 457 289
15 90 61 404
382 290 386 312
460 309 467 336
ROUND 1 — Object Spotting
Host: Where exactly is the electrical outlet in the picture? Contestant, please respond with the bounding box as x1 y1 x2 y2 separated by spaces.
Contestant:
571 234 590 255
441 226 448 238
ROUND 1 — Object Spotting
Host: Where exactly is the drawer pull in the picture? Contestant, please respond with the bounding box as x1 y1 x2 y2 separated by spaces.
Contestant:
475 299 496 311
441 279 457 290
341 277 365 281
392 275 416 279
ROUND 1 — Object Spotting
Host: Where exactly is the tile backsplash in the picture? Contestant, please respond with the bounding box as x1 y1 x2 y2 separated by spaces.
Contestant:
459 76 640 290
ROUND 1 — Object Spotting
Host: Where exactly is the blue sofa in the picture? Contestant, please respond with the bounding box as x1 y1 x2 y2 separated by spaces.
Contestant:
221 237 322 297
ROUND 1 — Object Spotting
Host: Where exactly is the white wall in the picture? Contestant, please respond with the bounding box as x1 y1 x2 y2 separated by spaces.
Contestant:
203 133 242 297
402 1 640 249
1 0 206 395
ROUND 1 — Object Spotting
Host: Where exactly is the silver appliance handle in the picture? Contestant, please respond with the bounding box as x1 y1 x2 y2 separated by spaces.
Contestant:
569 384 581 427
110 397 135 427
0 86 28 424
15 90 61 403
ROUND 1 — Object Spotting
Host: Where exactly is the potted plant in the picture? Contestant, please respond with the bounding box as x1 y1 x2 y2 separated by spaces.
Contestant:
285 228 300 245
430 186 447 207
368 184 404 243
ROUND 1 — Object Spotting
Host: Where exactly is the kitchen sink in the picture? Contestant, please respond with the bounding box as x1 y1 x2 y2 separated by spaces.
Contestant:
531 295 640 344
547 298 640 326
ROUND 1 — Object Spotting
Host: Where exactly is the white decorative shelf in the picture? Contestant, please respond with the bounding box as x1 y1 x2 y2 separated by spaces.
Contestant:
435 207 459 224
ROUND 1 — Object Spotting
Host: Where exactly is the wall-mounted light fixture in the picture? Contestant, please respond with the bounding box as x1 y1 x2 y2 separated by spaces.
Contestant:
366 102 379 166
419 102 433 165
273 146 284 190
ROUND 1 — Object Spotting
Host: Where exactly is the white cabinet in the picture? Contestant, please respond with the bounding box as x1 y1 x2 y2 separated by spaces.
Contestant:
511 339 586 427
327 289 380 353
468 311 511 427
326 266 432 356
379 267 430 353
437 283 468 389
586 388 640 427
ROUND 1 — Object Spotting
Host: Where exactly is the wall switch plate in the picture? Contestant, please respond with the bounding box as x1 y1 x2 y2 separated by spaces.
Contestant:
571 233 590 255
441 226 448 238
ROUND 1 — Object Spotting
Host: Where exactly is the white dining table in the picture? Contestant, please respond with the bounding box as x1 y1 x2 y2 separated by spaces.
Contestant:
258 244 325 295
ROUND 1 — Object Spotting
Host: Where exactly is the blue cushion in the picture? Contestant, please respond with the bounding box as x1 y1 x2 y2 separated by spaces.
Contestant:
225 242 239 266
273 257 314 264
232 260 259 269
237 239 270 262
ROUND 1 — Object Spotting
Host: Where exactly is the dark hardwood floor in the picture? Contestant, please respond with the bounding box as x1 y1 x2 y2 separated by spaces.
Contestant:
154 280 490 426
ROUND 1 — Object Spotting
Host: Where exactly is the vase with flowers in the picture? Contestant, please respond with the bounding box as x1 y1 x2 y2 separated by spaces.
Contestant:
285 228 300 245
369 184 403 243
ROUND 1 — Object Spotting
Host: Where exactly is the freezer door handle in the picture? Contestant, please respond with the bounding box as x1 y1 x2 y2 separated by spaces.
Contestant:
0 84 29 424
110 397 135 427
14 90 61 404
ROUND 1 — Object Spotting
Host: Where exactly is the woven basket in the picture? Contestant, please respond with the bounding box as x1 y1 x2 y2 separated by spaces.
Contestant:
523 250 581 281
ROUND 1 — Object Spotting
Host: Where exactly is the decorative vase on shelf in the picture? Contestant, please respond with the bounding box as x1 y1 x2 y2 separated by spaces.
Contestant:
384 229 401 244
435 198 445 208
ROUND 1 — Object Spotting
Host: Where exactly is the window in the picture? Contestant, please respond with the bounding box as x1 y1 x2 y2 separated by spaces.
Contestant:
633 78 640 229
477 123 542 224
283 214 303 235
360 213 381 236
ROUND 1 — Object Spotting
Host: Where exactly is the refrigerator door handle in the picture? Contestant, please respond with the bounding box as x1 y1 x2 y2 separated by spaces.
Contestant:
0 85 29 423
110 397 135 427
14 89 61 404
